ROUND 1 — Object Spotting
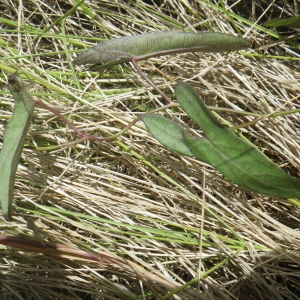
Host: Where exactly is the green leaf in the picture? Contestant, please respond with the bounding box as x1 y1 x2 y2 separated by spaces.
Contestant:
263 16 300 29
142 82 300 198
141 114 193 157
177 82 300 198
0 73 35 221
73 31 250 68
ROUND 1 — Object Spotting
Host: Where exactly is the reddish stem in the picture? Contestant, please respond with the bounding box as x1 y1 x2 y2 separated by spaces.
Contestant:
34 100 139 150
35 100 86 138
132 57 173 104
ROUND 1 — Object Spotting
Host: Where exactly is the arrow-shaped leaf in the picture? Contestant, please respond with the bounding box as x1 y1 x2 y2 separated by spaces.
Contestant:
73 31 250 68
142 82 300 198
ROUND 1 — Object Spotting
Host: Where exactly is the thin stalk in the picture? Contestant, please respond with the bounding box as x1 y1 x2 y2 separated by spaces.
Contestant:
132 57 173 104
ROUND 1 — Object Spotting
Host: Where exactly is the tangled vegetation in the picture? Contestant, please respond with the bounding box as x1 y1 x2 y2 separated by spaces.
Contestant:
0 1 299 299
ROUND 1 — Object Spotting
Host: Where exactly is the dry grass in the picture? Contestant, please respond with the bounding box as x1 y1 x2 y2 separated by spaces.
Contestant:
0 0 300 299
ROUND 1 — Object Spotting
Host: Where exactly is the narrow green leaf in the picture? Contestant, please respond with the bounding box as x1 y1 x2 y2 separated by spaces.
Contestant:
0 73 35 221
75 0 96 20
175 82 300 198
73 31 250 67
141 114 193 157
263 16 300 29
